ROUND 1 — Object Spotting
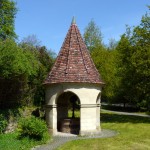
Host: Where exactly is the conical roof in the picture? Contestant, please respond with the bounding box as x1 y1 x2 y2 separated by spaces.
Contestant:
44 19 104 85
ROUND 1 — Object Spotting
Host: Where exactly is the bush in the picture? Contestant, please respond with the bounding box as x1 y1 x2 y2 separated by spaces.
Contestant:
17 116 50 142
0 114 8 134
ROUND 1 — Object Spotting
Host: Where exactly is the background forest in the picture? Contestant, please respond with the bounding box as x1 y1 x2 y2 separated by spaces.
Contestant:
0 0 149 112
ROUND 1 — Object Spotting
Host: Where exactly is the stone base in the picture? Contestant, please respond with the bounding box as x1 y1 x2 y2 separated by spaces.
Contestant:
80 129 101 136
48 128 57 135
49 127 101 136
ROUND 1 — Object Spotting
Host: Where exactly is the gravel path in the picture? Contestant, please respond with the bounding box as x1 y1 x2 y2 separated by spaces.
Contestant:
32 129 117 150
102 109 150 118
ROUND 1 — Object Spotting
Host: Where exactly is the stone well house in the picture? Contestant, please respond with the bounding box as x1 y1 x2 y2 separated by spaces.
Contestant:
44 18 104 135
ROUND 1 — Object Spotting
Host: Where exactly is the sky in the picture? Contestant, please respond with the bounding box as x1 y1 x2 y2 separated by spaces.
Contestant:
15 0 149 54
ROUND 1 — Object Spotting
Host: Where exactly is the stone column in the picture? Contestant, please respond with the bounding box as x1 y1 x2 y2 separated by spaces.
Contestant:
80 104 97 135
45 105 57 135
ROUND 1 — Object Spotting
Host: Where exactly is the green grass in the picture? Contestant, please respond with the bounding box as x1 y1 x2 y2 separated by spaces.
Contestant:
0 131 50 150
0 107 50 150
1 110 150 150
57 111 150 150
68 109 80 118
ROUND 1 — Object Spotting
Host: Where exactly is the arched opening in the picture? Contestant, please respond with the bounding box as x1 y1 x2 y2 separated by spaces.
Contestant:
56 91 80 134
96 93 101 130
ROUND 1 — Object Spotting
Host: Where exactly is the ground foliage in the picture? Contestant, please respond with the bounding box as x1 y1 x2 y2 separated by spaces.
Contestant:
0 131 50 150
0 114 8 134
17 116 50 141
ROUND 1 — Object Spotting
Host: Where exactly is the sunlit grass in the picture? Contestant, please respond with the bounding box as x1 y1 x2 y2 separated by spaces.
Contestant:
0 131 50 150
57 111 150 150
1 110 150 150
68 109 80 118
0 132 34 150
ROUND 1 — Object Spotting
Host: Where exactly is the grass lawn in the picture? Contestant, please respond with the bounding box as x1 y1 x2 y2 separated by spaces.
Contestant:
0 131 50 150
57 110 150 150
0 132 43 150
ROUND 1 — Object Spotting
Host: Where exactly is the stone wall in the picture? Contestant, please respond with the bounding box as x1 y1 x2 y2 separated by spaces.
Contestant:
45 83 101 135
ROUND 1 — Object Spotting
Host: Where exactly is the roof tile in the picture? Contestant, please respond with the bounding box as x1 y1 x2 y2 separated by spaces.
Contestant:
44 20 104 85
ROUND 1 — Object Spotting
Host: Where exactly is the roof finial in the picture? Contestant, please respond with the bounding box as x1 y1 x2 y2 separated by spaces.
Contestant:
71 16 76 25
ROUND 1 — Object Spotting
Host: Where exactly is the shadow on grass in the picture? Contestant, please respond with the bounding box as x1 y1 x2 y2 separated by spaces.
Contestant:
101 112 150 124
101 105 139 113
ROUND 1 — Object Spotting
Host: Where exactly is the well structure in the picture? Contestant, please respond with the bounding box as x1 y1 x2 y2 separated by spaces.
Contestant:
44 18 104 135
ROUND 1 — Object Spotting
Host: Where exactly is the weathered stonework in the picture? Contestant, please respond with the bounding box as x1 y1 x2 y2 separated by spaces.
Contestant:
45 83 102 135
44 19 104 135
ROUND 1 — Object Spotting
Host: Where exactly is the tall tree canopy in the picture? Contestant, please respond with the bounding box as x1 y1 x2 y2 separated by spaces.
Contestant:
83 20 103 51
91 46 118 102
0 39 39 107
21 34 41 47
0 0 17 40
84 20 118 102
84 7 150 111
0 1 54 108
116 7 150 110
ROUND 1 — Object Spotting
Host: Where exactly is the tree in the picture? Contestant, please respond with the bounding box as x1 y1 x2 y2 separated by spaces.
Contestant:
0 1 55 108
84 20 118 102
108 38 118 50
130 9 150 110
116 35 133 106
0 39 39 108
19 38 54 106
0 38 54 108
0 0 17 40
116 7 150 110
21 34 41 47
33 46 54 105
0 39 38 79
91 46 118 102
83 20 103 51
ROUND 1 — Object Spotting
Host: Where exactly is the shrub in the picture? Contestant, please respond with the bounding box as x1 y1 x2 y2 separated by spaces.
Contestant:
0 114 8 134
17 116 50 142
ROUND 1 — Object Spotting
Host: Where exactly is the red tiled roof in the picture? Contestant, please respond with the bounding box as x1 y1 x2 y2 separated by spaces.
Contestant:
44 20 104 85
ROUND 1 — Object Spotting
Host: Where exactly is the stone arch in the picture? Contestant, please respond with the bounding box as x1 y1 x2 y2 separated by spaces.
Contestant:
96 92 101 130
56 91 81 134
